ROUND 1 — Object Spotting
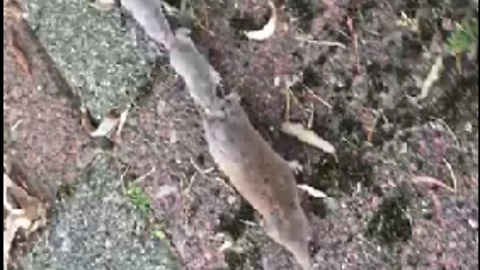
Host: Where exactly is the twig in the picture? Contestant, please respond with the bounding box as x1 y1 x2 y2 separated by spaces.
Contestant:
347 16 360 73
295 36 346 49
411 176 455 193
105 165 130 200
427 189 444 227
432 118 460 147
307 103 314 129
11 119 23 131
284 88 291 121
132 166 156 184
305 87 332 110
184 172 198 195
189 156 214 175
414 56 443 102
239 219 258 227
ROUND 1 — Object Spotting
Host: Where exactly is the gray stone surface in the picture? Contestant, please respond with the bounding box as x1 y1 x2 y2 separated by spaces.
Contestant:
19 156 183 270
24 0 155 120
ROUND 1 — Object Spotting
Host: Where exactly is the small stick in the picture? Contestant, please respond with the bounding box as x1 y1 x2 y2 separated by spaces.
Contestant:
443 158 458 192
189 156 214 175
411 176 455 193
305 87 332 110
284 89 291 121
132 166 156 184
295 36 346 49
347 16 360 73
307 103 314 129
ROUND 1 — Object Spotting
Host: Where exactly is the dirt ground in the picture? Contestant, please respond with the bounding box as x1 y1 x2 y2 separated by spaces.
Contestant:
4 0 479 269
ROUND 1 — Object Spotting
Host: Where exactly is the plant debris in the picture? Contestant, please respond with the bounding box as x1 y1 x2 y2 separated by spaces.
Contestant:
411 176 455 193
243 1 276 41
90 110 121 137
115 105 130 142
297 184 328 198
88 107 130 139
9 34 31 79
414 56 444 102
3 171 46 269
281 121 336 155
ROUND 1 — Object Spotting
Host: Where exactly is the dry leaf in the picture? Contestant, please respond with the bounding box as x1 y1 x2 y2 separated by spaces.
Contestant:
90 110 121 138
3 172 46 269
10 36 31 78
4 210 31 269
297 184 328 198
244 1 276 41
281 121 336 155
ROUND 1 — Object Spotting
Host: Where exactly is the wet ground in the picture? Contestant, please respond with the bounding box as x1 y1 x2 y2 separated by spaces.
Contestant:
3 0 478 269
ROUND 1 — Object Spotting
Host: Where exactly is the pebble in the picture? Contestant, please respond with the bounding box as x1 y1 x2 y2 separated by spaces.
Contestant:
467 218 478 230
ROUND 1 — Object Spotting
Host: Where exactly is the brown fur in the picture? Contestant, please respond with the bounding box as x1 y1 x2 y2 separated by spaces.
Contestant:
203 94 311 269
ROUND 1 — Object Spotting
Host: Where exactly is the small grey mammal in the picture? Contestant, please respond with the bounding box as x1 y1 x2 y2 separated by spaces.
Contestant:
169 29 221 112
203 94 312 270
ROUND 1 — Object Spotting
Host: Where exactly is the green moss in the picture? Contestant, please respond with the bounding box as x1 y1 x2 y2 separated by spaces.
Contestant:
366 184 412 246
446 18 478 55
313 144 373 195
126 183 151 214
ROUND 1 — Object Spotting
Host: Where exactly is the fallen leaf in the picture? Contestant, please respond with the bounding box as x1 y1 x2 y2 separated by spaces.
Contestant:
90 110 121 137
281 121 336 155
244 1 276 41
10 34 32 78
297 184 328 198
4 210 31 269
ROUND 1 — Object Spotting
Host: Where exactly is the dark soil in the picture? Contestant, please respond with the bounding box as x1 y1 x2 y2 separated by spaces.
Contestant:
4 0 478 269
